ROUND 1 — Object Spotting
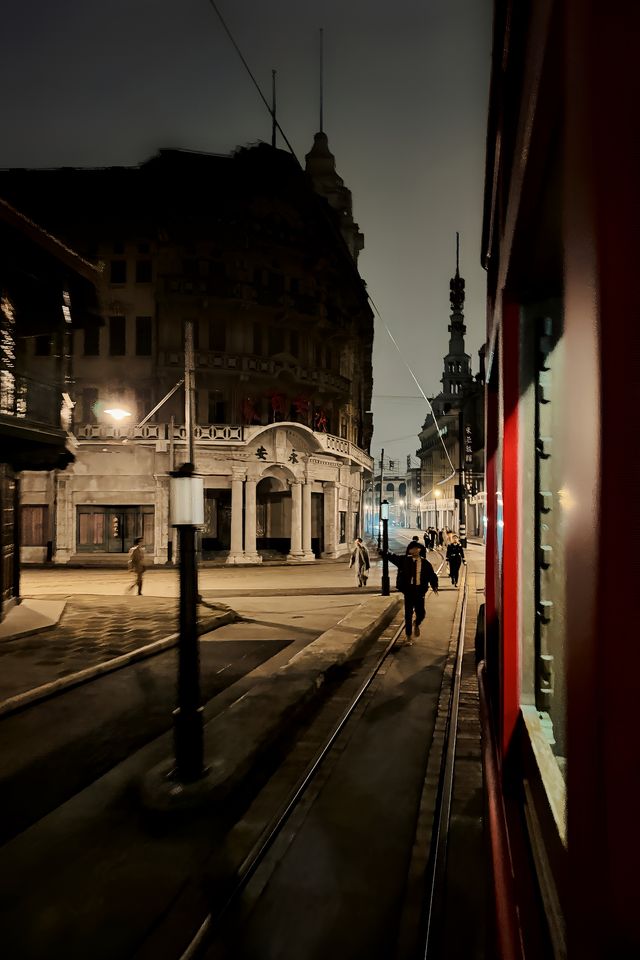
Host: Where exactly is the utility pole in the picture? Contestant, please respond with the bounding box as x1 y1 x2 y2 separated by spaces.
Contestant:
377 448 385 551
457 409 467 548
381 500 390 596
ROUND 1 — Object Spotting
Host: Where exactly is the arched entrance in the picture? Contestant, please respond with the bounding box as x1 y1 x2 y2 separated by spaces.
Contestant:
256 473 291 557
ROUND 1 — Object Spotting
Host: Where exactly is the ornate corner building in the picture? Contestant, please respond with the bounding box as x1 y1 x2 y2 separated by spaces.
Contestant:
0 139 374 565
416 244 485 535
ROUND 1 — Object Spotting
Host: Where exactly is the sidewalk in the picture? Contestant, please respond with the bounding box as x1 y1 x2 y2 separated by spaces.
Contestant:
0 590 403 960
0 595 235 707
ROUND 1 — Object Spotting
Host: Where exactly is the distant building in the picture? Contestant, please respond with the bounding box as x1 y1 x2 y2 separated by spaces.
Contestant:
0 139 373 564
416 242 485 535
0 198 100 615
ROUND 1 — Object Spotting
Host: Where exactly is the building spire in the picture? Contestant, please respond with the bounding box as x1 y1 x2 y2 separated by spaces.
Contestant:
450 231 465 314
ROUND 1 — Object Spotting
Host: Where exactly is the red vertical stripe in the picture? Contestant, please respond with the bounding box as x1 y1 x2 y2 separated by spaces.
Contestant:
501 301 520 757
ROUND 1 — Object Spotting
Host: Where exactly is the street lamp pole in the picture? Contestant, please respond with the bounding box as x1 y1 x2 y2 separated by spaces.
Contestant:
377 448 385 551
171 318 205 782
381 499 390 596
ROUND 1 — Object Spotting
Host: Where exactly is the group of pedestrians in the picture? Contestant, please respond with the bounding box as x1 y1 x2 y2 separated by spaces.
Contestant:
349 530 466 645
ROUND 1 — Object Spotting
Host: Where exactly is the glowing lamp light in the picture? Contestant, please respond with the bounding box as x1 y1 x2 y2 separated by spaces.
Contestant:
434 489 442 498
414 498 420 506
104 407 131 422
380 499 390 521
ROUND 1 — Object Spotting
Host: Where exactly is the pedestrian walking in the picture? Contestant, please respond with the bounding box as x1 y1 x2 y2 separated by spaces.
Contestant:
349 537 370 587
423 531 429 552
428 526 437 549
386 541 439 644
407 535 426 557
438 528 444 548
446 535 465 586
127 537 145 595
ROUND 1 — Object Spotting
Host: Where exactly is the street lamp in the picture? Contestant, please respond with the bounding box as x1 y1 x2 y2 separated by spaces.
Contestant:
399 498 405 527
414 497 420 528
104 407 132 422
435 488 442 533
380 499 390 596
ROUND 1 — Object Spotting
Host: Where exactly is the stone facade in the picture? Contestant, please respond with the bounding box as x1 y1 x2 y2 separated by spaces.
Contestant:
1 141 374 564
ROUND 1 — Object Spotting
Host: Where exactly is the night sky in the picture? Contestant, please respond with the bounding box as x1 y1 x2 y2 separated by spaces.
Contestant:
1 0 492 464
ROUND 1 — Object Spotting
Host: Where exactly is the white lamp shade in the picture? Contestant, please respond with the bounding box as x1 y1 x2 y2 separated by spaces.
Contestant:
170 476 204 526
380 499 390 520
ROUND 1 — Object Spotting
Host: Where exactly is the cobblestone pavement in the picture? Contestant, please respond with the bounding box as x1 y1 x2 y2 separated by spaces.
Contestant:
0 596 230 702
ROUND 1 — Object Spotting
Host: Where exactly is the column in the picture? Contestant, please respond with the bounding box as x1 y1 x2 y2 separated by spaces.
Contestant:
287 479 304 560
301 480 315 560
321 480 339 558
54 475 72 563
226 471 245 564
243 476 262 563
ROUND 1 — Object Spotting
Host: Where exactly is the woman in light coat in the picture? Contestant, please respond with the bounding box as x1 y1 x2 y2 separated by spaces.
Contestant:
349 538 370 587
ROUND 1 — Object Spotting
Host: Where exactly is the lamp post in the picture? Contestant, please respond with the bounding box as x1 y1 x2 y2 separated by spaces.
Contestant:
380 499 390 596
414 497 421 528
435 488 442 533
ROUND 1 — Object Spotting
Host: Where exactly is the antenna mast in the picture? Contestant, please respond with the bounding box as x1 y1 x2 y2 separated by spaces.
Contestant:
271 69 277 147
319 27 324 132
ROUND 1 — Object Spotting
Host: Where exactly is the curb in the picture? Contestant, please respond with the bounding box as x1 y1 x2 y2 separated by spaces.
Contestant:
0 608 237 720
141 594 402 815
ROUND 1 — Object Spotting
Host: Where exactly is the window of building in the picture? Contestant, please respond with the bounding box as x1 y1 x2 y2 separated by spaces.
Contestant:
386 482 394 492
109 316 126 356
339 511 347 544
135 316 152 356
289 277 300 294
314 343 322 366
137 241 150 254
135 260 152 283
252 322 262 354
113 240 125 254
340 418 347 438
268 327 285 355
208 393 226 423
289 331 299 356
82 387 98 424
84 326 100 356
209 318 226 351
326 348 333 370
22 505 49 546
34 335 50 356
110 260 127 284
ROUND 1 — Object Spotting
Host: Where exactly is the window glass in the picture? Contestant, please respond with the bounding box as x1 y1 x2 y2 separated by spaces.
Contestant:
135 260 152 283
209 319 226 351
84 325 99 356
135 316 152 356
109 316 126 356
110 260 127 284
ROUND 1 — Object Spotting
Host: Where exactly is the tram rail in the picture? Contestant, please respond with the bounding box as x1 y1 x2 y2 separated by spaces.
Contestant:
179 558 469 960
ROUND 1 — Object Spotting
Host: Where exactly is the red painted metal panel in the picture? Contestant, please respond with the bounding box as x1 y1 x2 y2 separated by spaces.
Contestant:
501 299 520 758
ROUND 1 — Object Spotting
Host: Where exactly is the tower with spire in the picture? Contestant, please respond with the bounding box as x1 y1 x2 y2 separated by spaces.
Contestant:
304 30 364 263
440 232 473 400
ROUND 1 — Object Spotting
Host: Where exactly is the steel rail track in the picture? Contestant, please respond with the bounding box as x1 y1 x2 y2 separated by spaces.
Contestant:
421 572 469 958
179 558 446 960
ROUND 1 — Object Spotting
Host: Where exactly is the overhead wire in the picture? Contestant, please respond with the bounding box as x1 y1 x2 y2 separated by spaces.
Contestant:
205 0 456 493
368 294 457 485
205 0 299 159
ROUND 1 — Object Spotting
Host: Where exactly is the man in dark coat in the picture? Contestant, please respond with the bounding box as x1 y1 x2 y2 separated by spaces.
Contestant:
386 541 439 643
446 535 465 587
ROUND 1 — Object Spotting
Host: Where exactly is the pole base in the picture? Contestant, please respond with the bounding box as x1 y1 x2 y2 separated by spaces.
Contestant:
139 757 226 818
